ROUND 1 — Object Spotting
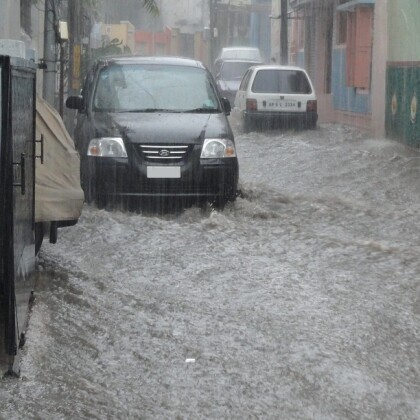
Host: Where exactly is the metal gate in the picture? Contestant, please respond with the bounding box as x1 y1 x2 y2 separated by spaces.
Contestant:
0 55 37 376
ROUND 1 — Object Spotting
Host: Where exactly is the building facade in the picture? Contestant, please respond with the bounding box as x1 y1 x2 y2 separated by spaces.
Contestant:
288 0 388 137
385 0 420 148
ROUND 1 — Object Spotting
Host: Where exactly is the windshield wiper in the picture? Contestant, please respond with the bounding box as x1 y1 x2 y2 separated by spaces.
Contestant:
182 108 219 113
124 108 181 113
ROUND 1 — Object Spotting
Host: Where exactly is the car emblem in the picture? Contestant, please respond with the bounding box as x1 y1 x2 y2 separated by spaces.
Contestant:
159 149 170 157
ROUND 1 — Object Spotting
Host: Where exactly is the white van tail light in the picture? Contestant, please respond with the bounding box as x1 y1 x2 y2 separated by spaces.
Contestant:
306 100 317 112
246 99 258 111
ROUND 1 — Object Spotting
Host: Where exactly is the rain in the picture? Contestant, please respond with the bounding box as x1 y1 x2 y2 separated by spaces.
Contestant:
1 1 420 419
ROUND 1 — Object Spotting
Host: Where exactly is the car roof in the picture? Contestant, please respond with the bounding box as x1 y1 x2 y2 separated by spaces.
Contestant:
217 47 262 60
95 55 206 69
222 47 260 51
220 59 264 64
250 64 308 72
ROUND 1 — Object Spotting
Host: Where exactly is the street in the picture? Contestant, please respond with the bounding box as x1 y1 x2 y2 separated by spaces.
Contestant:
1 121 419 419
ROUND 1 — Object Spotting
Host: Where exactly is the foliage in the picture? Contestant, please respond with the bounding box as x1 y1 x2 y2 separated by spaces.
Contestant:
142 0 159 16
80 0 159 16
92 38 131 59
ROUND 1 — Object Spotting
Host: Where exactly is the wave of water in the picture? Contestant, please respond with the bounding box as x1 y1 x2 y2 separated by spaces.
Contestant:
1 124 419 419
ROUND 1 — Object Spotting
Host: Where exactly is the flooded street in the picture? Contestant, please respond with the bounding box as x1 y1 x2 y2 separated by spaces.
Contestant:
1 122 420 419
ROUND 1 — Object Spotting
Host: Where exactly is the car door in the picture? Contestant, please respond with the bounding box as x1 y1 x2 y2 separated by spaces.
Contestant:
234 69 253 111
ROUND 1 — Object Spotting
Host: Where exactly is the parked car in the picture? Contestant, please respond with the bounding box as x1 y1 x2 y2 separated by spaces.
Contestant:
233 65 318 131
66 56 239 210
214 47 263 74
215 59 263 106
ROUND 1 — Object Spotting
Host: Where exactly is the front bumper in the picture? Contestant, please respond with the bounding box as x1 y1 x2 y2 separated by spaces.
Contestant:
84 152 239 202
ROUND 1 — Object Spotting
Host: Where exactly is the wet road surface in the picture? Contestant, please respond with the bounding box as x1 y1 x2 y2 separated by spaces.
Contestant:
1 122 420 419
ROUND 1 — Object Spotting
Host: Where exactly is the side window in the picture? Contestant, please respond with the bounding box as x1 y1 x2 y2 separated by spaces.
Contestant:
239 69 252 91
81 69 95 105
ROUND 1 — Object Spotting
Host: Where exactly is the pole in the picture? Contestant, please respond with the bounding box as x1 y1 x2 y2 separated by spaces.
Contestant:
280 0 288 65
209 0 215 69
43 0 57 106
68 0 82 96
59 40 65 117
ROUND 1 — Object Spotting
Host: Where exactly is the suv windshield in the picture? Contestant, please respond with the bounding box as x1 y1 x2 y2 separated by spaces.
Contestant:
93 64 220 112
220 62 257 81
220 48 261 61
252 69 312 94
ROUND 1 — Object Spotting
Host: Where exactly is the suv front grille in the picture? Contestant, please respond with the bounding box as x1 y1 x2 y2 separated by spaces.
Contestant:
138 144 190 163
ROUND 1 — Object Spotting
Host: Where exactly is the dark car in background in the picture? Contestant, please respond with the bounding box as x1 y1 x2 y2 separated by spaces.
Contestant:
215 59 263 106
66 56 239 210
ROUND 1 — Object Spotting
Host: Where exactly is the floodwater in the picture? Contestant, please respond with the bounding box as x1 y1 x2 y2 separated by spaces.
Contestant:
1 122 420 419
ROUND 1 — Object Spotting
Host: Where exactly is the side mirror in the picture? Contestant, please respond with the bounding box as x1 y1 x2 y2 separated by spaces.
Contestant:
221 97 231 116
66 95 84 110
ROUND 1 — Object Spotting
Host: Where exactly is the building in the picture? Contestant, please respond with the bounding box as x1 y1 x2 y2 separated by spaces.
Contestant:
286 0 420 147
386 0 420 148
101 21 136 52
287 0 387 138
0 0 45 93
216 0 271 61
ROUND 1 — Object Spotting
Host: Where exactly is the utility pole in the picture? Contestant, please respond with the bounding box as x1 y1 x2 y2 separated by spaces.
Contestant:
43 0 57 106
280 0 288 65
68 0 82 97
209 0 216 70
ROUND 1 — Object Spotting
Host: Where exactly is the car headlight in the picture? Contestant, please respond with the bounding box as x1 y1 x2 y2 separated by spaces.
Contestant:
200 138 236 158
87 137 128 158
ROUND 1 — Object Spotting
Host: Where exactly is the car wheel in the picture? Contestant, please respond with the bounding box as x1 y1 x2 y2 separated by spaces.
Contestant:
80 162 95 204
35 222 44 255
244 116 254 133
214 182 237 209
306 116 317 130
95 193 107 210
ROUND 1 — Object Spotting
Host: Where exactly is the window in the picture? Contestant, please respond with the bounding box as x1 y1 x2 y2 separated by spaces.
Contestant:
251 70 312 94
239 70 253 91
220 62 256 81
94 65 219 112
346 7 373 90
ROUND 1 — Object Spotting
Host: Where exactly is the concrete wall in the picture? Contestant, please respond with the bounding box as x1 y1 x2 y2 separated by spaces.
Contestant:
385 0 420 147
388 0 420 62
370 0 387 137
0 0 20 40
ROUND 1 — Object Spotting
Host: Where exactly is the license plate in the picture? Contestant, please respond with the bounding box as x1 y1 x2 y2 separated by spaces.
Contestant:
147 166 181 179
267 100 297 109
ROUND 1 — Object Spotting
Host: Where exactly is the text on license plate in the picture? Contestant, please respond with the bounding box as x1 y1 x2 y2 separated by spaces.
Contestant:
147 166 181 178
267 100 297 109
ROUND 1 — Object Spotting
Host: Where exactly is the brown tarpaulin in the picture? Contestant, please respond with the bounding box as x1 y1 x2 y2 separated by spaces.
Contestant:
35 96 84 223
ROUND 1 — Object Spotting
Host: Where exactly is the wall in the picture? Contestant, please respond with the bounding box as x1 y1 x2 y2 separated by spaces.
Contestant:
331 47 370 114
0 0 20 40
370 0 387 137
386 0 420 147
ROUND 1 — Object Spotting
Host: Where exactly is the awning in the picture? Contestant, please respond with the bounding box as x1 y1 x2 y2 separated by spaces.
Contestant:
337 0 375 12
